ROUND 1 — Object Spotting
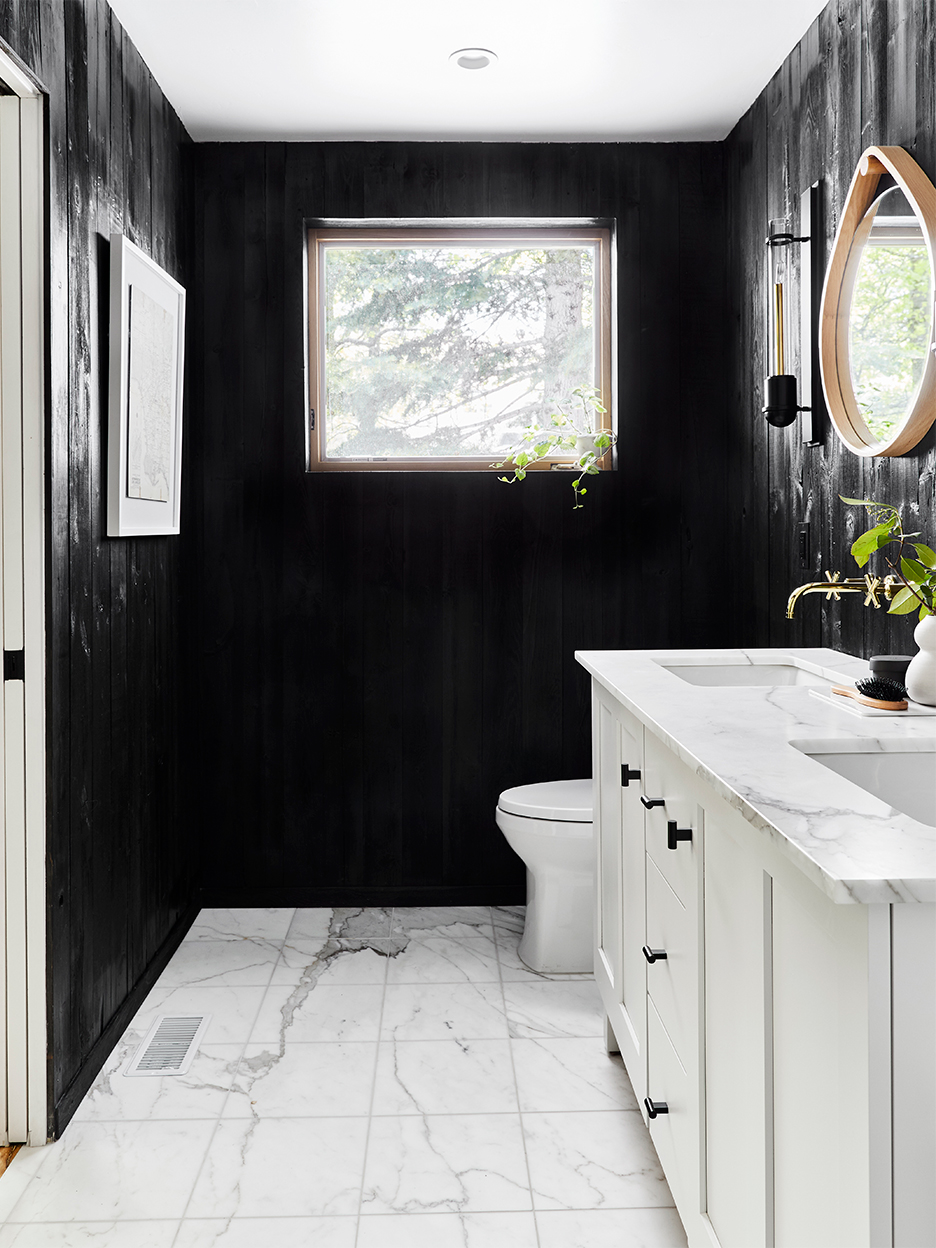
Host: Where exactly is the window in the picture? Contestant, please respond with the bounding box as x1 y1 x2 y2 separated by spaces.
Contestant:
306 223 613 470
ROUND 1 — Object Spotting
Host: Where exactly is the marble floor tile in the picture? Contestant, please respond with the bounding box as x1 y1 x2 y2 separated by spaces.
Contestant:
390 906 494 940
224 1042 377 1118
380 982 508 1041
174 1216 357 1246
186 908 295 943
490 905 525 934
155 938 281 988
535 1207 689 1247
72 1040 243 1122
322 907 395 940
512 1038 639 1112
0 1222 181 1247
371 1040 517 1115
127 985 267 1046
386 936 500 984
357 1211 539 1247
0 1150 47 1224
361 1113 532 1214
2 1120 215 1222
503 980 604 1039
524 1111 675 1210
185 1118 368 1219
282 907 334 944
0 906 688 1248
250 982 384 1044
495 928 594 982
271 937 400 987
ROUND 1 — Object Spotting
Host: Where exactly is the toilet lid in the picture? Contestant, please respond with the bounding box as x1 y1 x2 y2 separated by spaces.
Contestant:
497 779 593 822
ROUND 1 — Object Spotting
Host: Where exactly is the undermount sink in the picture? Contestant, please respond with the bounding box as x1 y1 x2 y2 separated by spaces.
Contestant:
659 661 831 688
791 739 936 827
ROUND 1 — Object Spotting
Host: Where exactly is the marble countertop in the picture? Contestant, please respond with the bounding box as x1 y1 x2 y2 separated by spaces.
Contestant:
575 647 936 906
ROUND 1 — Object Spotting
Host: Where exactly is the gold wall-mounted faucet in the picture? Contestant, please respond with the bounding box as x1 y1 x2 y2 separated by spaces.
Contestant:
786 571 900 618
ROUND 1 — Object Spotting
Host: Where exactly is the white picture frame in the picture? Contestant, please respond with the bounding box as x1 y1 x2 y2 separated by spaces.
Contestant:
107 234 186 536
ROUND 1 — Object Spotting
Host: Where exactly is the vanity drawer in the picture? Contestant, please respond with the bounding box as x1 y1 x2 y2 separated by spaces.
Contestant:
642 732 699 907
646 996 698 1217
645 854 696 1067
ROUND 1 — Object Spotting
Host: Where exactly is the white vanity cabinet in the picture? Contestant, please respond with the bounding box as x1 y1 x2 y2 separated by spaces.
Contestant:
587 658 936 1248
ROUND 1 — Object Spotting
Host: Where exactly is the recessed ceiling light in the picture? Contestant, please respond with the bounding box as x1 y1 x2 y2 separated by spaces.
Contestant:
449 48 498 71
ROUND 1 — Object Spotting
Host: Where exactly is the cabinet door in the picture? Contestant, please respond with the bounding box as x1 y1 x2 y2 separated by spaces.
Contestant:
771 866 869 1248
647 996 697 1218
703 803 769 1248
642 730 704 1233
592 685 646 1100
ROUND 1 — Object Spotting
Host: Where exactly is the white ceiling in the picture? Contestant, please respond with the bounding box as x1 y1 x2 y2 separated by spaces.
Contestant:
106 0 829 143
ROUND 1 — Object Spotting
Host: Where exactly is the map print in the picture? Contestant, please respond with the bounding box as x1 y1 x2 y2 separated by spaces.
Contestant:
126 284 174 502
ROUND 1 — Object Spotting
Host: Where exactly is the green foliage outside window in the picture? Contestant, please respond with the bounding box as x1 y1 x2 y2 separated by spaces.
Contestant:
322 245 597 458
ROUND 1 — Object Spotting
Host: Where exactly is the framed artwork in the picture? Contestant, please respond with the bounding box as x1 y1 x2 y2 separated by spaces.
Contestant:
106 234 186 536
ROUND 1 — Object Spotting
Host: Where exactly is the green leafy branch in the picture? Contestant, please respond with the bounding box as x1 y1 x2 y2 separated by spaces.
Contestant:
492 387 614 509
841 496 935 619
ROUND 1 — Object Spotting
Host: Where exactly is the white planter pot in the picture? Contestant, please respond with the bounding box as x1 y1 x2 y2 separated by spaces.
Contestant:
905 613 936 706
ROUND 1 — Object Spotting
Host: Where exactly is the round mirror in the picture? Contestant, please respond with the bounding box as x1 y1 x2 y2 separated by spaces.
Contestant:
820 147 936 456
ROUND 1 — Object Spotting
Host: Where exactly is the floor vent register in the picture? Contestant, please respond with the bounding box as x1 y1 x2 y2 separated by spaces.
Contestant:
124 1014 211 1077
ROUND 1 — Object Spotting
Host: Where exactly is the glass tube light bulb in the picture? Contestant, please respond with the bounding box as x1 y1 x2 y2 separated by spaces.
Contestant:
768 217 791 377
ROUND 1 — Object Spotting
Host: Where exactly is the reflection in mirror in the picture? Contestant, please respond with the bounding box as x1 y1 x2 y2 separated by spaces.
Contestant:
848 184 934 446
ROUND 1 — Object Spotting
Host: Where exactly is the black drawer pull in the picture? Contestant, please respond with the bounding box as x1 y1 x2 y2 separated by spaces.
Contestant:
642 945 667 964
667 820 692 850
641 796 665 809
644 1097 669 1119
621 765 641 787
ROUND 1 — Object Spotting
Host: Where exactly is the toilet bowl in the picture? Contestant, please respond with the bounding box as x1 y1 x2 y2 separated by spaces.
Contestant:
495 779 594 974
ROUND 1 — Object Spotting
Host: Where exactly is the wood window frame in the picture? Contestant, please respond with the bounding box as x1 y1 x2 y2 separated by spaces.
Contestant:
306 222 614 472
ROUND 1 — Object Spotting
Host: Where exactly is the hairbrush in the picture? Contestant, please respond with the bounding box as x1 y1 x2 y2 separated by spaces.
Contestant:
832 674 908 710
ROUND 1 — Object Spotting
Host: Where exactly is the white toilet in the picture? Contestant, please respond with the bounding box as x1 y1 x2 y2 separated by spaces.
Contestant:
495 779 594 974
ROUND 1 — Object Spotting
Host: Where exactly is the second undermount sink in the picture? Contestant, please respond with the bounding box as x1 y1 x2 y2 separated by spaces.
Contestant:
659 661 832 688
791 739 936 827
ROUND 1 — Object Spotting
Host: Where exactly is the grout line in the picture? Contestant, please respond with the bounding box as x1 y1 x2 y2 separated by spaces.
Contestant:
0 1204 678 1225
73 1106 646 1125
493 912 543 1248
169 909 283 1248
353 920 392 1248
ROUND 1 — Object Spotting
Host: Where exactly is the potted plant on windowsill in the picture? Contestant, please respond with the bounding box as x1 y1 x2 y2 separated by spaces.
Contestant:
843 496 936 704
492 386 615 510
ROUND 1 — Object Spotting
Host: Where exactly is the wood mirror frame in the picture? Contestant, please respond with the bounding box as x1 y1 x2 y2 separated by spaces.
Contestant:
819 145 936 457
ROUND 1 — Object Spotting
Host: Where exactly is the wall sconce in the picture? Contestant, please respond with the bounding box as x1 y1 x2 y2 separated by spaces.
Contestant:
763 199 819 438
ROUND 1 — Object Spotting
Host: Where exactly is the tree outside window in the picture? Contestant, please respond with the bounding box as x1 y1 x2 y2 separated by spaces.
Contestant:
307 225 612 470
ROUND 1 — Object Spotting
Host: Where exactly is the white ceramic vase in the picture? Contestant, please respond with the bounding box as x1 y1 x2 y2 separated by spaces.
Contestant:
905 613 936 706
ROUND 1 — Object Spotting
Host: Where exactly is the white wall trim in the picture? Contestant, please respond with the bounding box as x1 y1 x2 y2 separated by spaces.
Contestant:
0 41 47 1146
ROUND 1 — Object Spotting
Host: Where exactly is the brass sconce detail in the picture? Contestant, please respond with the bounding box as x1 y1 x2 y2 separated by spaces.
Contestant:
763 222 813 429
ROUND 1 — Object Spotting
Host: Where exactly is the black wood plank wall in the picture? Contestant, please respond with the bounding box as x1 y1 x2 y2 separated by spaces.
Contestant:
186 141 734 908
726 0 935 656
0 0 195 1136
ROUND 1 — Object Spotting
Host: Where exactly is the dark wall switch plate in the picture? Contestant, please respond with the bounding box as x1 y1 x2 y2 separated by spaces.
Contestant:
798 523 810 567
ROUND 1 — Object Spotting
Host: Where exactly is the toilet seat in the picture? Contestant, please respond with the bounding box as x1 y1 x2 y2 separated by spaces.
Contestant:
497 778 592 823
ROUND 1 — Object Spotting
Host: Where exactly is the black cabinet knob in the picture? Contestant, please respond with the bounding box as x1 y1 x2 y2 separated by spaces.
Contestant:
621 765 641 787
641 796 665 809
667 820 692 850
642 945 668 964
644 1097 669 1119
